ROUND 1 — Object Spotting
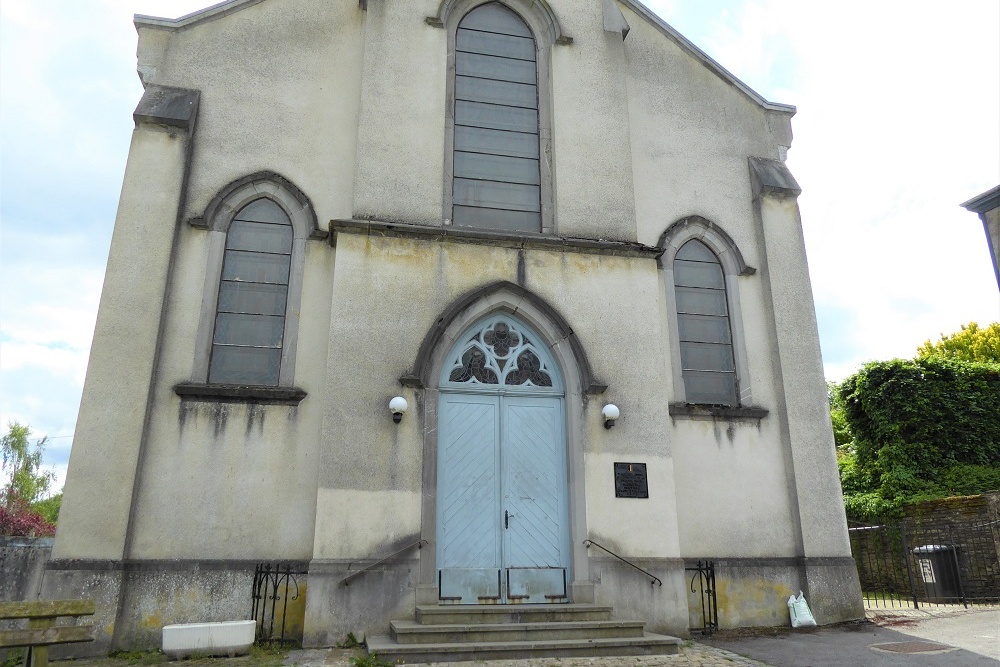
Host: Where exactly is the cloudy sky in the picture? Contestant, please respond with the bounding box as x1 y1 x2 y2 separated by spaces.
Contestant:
1 0 998 493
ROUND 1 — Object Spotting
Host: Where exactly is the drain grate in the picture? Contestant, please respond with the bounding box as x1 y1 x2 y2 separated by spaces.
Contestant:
870 641 957 654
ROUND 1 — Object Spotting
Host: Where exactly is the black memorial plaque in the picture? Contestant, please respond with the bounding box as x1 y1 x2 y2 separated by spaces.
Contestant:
614 462 648 499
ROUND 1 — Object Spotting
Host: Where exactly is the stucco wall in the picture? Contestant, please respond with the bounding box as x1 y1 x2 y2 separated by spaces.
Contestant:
985 207 1000 287
137 0 364 225
48 0 863 644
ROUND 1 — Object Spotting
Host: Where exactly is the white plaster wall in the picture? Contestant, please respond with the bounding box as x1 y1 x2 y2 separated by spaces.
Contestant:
126 229 335 560
54 126 188 560
669 420 798 556
985 207 1000 287
68 0 824 567
756 194 849 557
136 0 365 223
548 2 637 239
620 5 789 249
351 1 447 224
310 234 681 561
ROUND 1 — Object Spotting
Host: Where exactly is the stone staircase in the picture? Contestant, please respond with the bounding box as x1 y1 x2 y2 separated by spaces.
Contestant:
365 604 682 663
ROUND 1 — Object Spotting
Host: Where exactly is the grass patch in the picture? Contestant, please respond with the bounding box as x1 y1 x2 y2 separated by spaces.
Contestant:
107 651 166 666
335 633 363 650
349 653 391 667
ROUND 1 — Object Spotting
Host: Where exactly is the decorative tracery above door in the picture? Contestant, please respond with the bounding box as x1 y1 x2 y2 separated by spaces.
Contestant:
443 316 561 390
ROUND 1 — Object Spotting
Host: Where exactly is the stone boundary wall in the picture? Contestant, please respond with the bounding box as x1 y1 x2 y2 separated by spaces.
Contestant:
906 493 1000 601
850 493 1000 602
907 492 1000 525
0 536 53 601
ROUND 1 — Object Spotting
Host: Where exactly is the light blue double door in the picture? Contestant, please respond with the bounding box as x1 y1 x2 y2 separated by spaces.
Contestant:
438 392 570 603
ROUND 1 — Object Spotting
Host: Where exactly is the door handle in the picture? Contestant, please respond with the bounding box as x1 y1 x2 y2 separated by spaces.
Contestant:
505 510 509 529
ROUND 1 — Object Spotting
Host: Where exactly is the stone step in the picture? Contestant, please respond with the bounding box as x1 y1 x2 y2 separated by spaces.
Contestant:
366 632 682 664
414 603 614 625
391 619 646 644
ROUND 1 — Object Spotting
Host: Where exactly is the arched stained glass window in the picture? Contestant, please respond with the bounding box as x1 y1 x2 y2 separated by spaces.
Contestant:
445 317 557 389
452 3 541 232
674 239 738 405
208 198 292 385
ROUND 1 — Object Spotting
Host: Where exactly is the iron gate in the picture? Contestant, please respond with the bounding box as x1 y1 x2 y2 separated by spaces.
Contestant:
251 563 307 643
686 560 718 634
848 516 1000 609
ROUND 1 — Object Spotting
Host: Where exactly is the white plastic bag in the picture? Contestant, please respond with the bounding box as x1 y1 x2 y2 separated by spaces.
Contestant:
787 590 817 628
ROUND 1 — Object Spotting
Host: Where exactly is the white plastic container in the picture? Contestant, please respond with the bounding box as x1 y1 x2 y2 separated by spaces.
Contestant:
162 620 256 658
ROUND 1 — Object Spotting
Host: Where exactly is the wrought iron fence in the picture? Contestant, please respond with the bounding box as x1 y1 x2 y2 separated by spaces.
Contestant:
848 514 1000 609
251 563 308 644
685 560 718 634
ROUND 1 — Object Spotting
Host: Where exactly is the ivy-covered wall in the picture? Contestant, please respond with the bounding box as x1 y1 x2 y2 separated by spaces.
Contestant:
838 357 1000 519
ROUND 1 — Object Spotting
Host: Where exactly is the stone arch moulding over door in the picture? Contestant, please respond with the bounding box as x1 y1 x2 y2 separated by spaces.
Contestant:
406 282 604 605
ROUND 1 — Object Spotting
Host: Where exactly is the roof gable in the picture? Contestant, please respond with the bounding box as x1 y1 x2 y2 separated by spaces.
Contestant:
134 0 795 114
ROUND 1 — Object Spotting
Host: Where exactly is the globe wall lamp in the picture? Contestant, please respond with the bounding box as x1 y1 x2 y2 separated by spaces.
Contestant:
389 396 408 423
602 404 620 429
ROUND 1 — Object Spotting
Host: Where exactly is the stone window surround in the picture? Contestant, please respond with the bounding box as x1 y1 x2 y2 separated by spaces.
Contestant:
658 215 768 420
436 0 566 235
177 172 324 403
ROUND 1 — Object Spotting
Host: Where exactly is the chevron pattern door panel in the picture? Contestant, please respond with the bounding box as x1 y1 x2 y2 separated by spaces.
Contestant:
437 394 502 603
502 396 569 601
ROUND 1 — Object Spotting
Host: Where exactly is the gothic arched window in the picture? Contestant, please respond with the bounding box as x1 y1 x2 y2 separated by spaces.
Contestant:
451 3 541 232
673 239 738 405
208 199 292 385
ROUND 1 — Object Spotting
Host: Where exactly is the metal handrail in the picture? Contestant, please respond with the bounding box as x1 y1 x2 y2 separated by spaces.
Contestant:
583 539 662 587
339 539 428 587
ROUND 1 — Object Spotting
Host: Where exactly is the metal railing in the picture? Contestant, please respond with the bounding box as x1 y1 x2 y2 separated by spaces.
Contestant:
849 515 1000 610
583 539 662 586
686 560 718 635
251 563 307 644
339 539 428 587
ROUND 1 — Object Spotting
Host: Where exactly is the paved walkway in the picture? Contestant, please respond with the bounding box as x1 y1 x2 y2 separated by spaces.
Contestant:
287 644 774 667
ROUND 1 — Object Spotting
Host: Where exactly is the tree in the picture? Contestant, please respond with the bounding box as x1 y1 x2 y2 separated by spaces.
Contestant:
916 321 1000 364
1 422 57 536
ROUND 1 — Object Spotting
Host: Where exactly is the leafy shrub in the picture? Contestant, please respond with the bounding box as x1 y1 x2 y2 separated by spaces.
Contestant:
0 495 55 537
838 356 1000 520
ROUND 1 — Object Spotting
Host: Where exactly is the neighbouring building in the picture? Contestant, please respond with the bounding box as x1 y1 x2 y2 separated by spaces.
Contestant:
46 0 863 652
962 185 1000 290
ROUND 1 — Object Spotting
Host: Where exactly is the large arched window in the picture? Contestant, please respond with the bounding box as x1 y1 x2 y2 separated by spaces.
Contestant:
208 199 292 385
183 172 320 395
659 216 758 410
673 239 737 405
451 3 542 232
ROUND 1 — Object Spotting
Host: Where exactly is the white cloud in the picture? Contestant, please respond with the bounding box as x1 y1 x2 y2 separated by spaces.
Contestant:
679 0 1000 378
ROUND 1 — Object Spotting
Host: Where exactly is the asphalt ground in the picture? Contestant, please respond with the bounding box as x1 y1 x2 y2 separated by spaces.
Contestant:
704 608 1000 667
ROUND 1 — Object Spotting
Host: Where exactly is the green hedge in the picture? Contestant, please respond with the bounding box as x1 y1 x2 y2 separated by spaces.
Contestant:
838 356 1000 518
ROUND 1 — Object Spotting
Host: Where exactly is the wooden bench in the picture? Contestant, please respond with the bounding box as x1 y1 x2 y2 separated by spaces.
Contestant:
0 600 95 667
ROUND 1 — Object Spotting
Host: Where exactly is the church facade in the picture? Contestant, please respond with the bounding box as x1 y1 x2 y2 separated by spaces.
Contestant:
48 0 863 651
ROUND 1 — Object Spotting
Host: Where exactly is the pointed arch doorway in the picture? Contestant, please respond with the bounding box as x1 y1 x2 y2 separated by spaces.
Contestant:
436 314 570 603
